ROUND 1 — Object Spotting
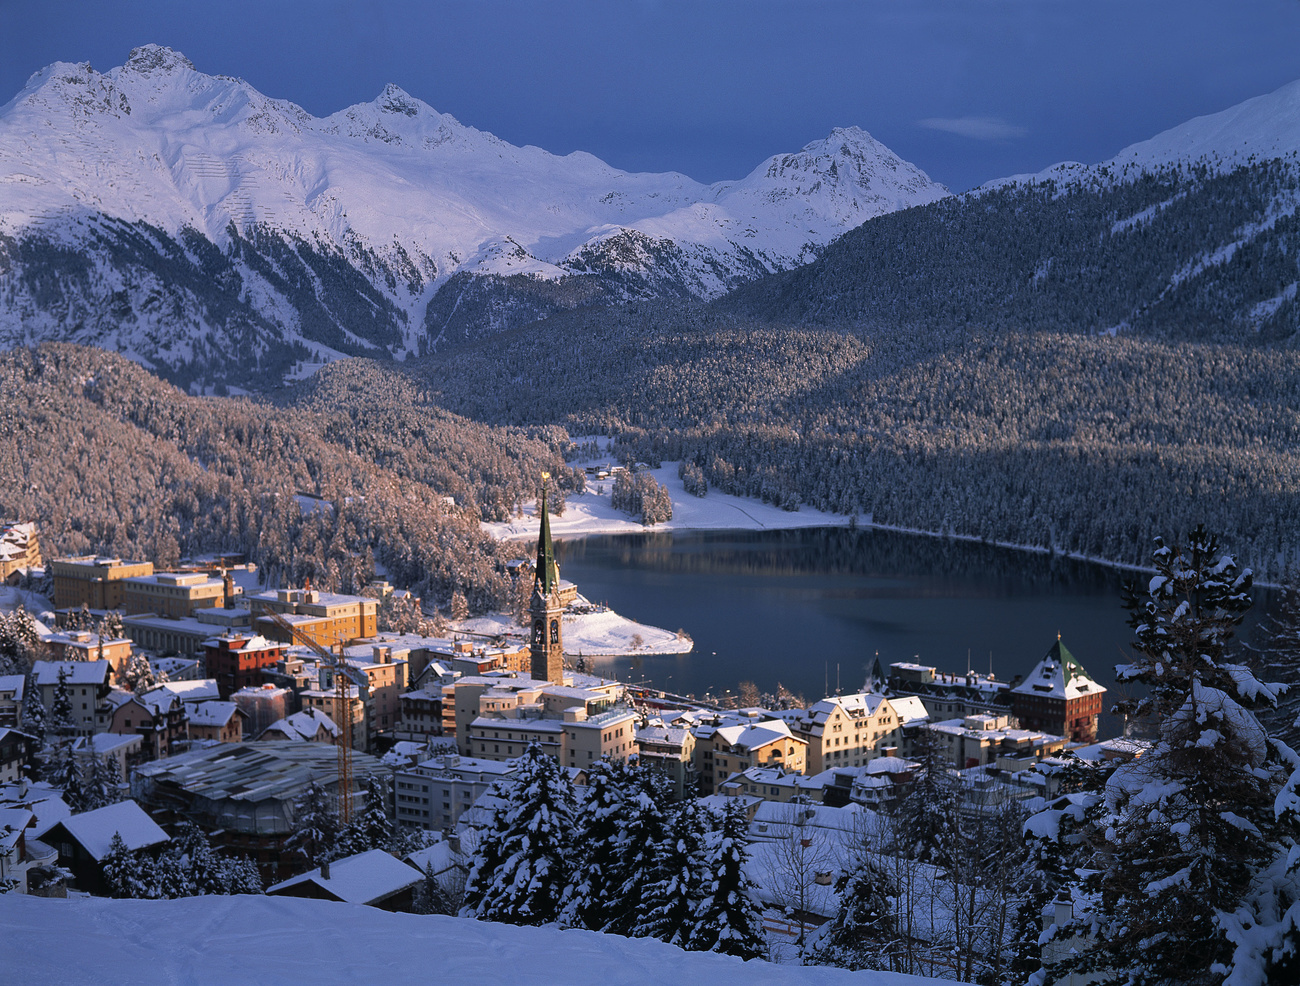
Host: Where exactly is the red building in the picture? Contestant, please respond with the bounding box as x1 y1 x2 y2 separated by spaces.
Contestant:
1010 638 1107 744
205 633 287 699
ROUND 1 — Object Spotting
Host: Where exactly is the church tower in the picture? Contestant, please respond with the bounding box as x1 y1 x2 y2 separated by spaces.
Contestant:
529 474 565 684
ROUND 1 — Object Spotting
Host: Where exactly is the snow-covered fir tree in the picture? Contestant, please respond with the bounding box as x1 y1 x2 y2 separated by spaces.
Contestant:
46 666 76 737
84 751 123 812
1041 527 1300 986
335 774 394 857
101 832 159 899
683 800 767 960
632 798 715 945
42 740 87 812
602 764 669 936
891 732 956 863
285 780 339 866
20 681 46 748
804 847 897 971
462 742 576 926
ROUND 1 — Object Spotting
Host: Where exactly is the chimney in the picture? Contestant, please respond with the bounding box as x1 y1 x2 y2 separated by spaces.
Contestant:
320 858 331 880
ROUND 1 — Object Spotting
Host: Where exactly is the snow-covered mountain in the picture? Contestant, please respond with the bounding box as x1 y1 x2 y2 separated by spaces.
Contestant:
0 45 947 388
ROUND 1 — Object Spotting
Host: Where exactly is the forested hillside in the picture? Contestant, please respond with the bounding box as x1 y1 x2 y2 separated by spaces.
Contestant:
0 344 582 609
726 158 1300 345
410 304 1300 577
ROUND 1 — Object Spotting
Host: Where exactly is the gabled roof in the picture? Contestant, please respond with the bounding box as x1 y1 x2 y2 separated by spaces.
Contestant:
185 701 240 728
1011 639 1106 701
258 708 339 741
267 848 421 904
53 800 168 860
31 661 111 687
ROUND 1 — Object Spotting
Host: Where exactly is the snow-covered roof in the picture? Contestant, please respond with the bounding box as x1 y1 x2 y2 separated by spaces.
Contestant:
55 800 169 860
889 695 930 724
405 839 460 877
258 708 339 741
31 660 111 686
702 719 797 751
267 848 421 904
866 755 920 775
185 702 240 728
1011 639 1106 702
0 674 24 700
795 691 890 729
156 679 221 701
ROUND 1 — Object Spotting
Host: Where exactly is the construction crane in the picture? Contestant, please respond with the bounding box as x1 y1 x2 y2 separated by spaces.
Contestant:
262 609 367 824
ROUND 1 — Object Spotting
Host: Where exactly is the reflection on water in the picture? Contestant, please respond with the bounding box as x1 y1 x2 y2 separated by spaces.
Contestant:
554 527 1275 740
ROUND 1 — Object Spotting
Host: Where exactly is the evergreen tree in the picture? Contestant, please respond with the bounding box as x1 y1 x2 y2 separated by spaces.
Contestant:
285 780 339 866
224 855 264 895
557 759 628 930
603 764 669 936
47 666 76 737
684 801 767 960
805 850 897 971
336 774 393 856
84 751 122 811
20 680 46 749
633 798 712 944
463 743 576 926
1050 527 1299 986
43 741 87 812
100 832 159 899
890 731 956 863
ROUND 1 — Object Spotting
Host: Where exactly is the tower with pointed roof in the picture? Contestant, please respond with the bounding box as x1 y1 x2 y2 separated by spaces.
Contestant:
1010 637 1106 744
529 475 565 684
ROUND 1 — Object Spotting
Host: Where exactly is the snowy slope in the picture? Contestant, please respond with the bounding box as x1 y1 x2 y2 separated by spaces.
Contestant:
985 76 1300 191
0 45 947 387
0 893 949 986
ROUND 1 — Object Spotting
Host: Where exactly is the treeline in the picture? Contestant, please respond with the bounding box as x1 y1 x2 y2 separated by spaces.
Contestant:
409 305 1300 577
0 344 581 611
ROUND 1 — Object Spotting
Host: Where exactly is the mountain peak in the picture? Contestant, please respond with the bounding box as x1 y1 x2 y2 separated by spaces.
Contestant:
377 83 422 117
122 44 196 77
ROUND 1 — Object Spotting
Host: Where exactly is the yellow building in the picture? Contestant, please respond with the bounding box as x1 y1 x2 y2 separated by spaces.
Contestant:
0 522 42 581
247 588 378 649
692 718 807 795
51 556 153 611
790 692 904 774
123 572 226 618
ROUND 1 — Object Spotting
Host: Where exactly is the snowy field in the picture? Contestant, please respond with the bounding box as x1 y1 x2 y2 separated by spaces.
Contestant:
0 894 949 986
484 456 851 543
456 598 692 657
0 584 53 622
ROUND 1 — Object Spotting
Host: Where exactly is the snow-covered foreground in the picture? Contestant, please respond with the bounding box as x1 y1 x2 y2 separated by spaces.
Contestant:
456 601 691 657
484 460 851 543
0 894 948 986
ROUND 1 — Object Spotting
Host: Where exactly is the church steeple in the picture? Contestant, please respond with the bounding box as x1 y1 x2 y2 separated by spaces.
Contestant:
534 477 559 597
530 473 565 684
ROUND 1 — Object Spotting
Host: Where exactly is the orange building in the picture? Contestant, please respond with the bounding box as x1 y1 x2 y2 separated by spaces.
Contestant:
50 557 153 610
246 588 378 650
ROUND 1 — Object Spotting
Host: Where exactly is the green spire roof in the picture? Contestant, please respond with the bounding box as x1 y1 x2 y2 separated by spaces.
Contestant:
535 475 559 595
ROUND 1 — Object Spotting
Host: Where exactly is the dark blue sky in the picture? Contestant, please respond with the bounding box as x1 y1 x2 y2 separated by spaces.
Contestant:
5 1 1300 191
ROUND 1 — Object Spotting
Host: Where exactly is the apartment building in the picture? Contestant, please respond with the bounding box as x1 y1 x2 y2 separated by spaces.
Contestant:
394 754 518 831
31 660 113 736
790 692 904 774
50 556 153 611
247 588 378 649
0 522 41 581
692 717 807 795
204 633 287 699
926 714 1067 770
123 572 226 618
41 630 133 675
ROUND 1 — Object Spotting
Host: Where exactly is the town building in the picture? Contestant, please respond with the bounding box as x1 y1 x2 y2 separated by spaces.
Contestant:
267 848 421 910
790 692 905 774
123 571 228 618
257 709 340 744
122 605 253 659
693 716 808 795
204 633 288 699
394 754 517 832
879 659 1014 720
0 728 38 784
634 719 696 799
718 765 826 804
337 645 407 740
231 684 293 738
184 701 244 743
31 661 113 736
395 684 445 744
0 522 42 581
42 800 169 895
1010 638 1107 744
0 675 25 730
70 733 142 784
301 675 369 752
49 556 154 611
41 630 133 674
104 689 189 761
925 713 1067 770
246 587 378 649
